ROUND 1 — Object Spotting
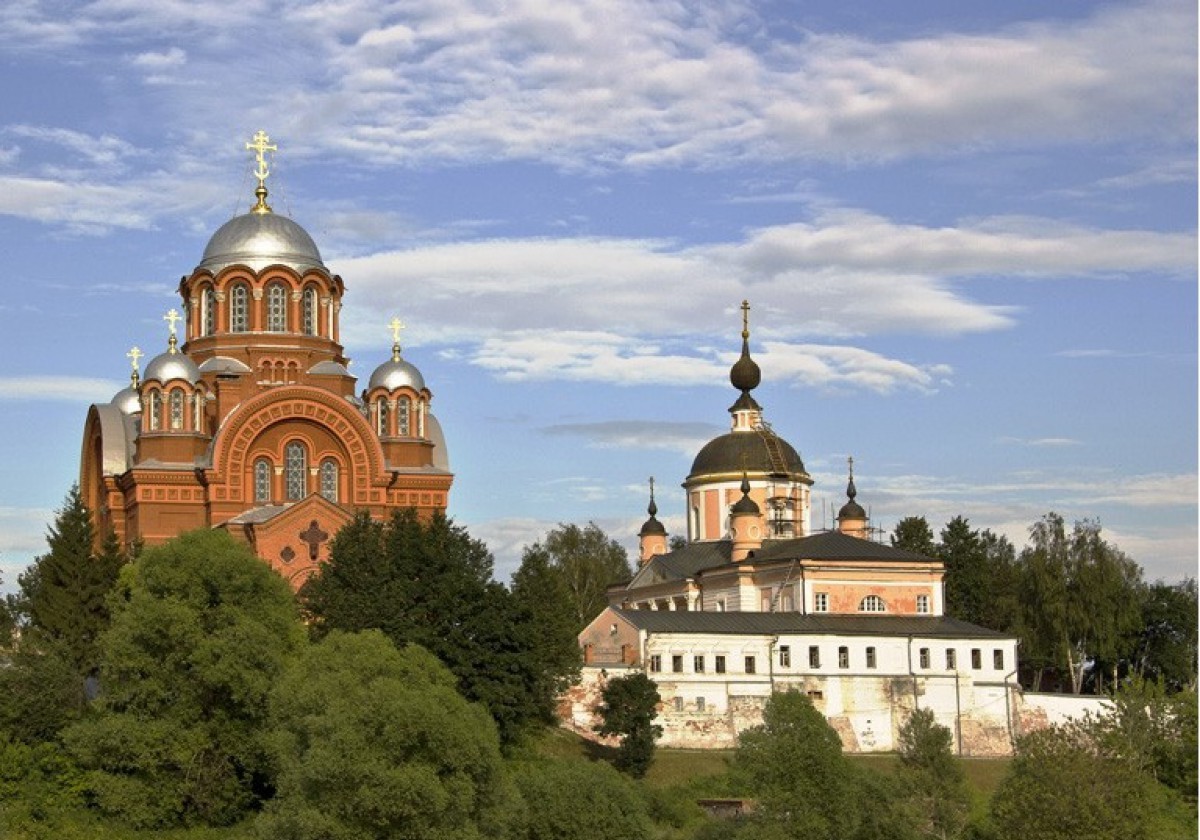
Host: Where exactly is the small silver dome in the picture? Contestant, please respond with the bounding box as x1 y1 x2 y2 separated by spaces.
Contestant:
110 386 142 415
368 357 425 392
198 213 325 274
143 350 201 385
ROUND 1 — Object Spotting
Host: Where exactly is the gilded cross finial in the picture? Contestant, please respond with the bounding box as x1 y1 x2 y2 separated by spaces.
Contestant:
388 317 405 361
127 346 143 387
163 309 182 353
740 300 751 340
245 130 277 214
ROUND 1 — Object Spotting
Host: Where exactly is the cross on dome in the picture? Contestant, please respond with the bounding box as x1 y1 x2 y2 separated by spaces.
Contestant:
245 130 277 214
389 316 406 361
126 345 143 386
163 309 181 353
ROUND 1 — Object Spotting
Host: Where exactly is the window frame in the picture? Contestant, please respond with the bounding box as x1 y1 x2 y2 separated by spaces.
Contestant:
778 645 791 668
808 645 821 668
865 646 877 669
284 441 308 501
859 594 886 613
267 282 288 332
229 283 249 332
254 458 272 503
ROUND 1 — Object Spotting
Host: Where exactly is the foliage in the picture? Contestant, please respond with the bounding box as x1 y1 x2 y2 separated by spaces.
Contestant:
891 516 936 556
256 630 518 840
302 509 575 745
1133 579 1198 691
63 530 304 828
734 690 860 838
595 672 662 778
896 709 970 840
510 548 582 723
989 725 1194 840
526 522 632 630
0 638 87 744
938 517 1018 632
509 759 652 840
0 736 87 833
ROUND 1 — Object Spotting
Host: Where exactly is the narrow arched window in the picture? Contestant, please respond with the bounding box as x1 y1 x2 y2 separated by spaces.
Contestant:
859 594 886 613
254 458 272 503
169 390 184 430
398 397 411 436
148 390 162 431
303 287 318 336
319 459 338 502
230 284 249 332
193 392 203 433
377 398 390 436
285 442 307 501
201 286 215 336
267 283 287 332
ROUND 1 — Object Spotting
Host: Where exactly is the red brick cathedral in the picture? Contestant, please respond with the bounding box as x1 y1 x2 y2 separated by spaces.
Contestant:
79 132 452 587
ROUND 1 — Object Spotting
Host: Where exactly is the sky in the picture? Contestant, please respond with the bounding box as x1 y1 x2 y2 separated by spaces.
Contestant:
0 0 1195 589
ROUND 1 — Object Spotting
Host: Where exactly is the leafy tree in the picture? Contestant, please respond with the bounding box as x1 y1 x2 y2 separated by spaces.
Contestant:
1134 578 1198 691
527 522 632 630
595 672 662 778
896 708 970 840
734 690 859 837
669 535 687 552
511 547 582 723
0 638 85 744
509 759 651 840
63 529 304 828
257 630 519 840
891 516 935 556
937 517 1019 632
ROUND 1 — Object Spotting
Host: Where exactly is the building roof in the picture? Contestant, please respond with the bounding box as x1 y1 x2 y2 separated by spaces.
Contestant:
199 212 326 274
688 430 806 479
612 608 1008 639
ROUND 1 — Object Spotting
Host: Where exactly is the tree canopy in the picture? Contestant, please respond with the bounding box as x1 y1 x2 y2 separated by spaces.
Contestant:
595 672 662 778
522 522 631 631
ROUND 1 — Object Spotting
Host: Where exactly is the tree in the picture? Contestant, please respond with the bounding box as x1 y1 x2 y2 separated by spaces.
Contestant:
509 759 651 840
63 529 305 828
734 690 859 837
896 709 970 840
595 672 662 778
891 517 935 556
1134 579 1198 691
256 630 519 840
528 523 632 630
510 547 582 723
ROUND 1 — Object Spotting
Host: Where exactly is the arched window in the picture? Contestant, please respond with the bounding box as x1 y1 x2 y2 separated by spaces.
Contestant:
398 397 411 436
377 398 390 436
230 284 249 332
285 442 307 501
254 458 272 503
148 390 162 431
193 393 203 432
201 286 215 336
303 287 319 336
859 594 886 613
267 283 288 332
169 389 184 430
319 459 338 502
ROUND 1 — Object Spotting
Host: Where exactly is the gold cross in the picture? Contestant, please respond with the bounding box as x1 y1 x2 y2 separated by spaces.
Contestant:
246 130 277 183
741 300 751 339
127 346 143 371
163 308 182 336
389 317 406 345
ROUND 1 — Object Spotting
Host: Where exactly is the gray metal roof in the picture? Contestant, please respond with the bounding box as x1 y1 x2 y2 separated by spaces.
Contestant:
614 609 1007 639
199 212 326 274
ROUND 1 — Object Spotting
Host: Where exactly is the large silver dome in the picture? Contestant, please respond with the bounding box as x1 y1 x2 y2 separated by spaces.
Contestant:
368 357 426 392
110 385 142 415
143 350 201 385
198 212 325 273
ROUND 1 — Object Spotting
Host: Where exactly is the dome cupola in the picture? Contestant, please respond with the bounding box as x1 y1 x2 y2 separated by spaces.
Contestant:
142 310 200 385
368 317 426 392
110 345 143 415
836 457 869 538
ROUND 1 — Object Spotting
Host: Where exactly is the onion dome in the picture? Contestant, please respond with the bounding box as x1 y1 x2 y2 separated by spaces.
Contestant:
111 345 143 414
837 458 867 521
638 478 667 537
368 317 426 391
143 311 200 384
689 432 805 479
729 299 761 412
198 213 325 274
730 474 760 515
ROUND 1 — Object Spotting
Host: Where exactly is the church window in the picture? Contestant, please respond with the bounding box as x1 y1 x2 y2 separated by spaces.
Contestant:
866 646 877 668
267 283 287 332
693 655 705 673
946 649 957 670
838 646 849 668
759 588 772 612
398 397 411 436
859 594 886 613
780 587 794 612
377 399 390 436
168 390 184 430
649 655 661 673
690 505 699 539
673 697 683 712
285 442 307 501
715 655 726 674
254 459 272 503
916 594 930 614
319 459 338 503
193 393 203 431
919 648 930 669
993 649 1004 670
696 697 706 712
778 646 791 668
808 645 820 668
744 655 756 674
971 649 982 670
671 655 683 673
230 284 249 332
201 286 215 336
148 390 162 430
302 286 318 335
814 592 829 612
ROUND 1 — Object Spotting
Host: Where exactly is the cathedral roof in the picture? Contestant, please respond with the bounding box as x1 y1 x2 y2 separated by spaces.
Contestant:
198 212 326 274
688 431 805 479
368 356 426 392
110 385 141 415
143 346 201 385
612 609 1009 639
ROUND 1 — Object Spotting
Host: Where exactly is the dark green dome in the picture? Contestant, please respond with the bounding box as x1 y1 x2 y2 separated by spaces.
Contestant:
687 432 806 479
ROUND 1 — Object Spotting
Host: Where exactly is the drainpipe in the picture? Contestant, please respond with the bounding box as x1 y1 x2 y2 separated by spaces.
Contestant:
907 635 919 710
953 671 962 756
799 567 807 614
1004 666 1021 748
768 635 778 693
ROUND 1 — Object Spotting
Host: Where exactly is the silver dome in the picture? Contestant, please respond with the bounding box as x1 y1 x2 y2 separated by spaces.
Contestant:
198 213 326 274
143 350 201 385
110 385 142 415
198 356 252 374
368 357 426 392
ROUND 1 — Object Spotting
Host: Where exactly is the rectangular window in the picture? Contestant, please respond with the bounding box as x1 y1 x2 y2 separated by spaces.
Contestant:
994 649 1004 670
814 592 829 612
946 649 957 670
649 655 662 673
673 697 683 712
971 649 982 670
778 646 791 668
716 599 726 612
780 588 794 612
919 647 931 669
745 655 756 674
672 654 684 673
693 655 705 674
866 646 877 668
808 645 821 668
696 697 706 712
838 646 849 669
760 588 772 611
916 594 930 614
715 655 726 674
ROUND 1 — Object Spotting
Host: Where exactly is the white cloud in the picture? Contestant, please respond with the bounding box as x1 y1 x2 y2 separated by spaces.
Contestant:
543 420 721 456
129 47 186 69
0 376 123 402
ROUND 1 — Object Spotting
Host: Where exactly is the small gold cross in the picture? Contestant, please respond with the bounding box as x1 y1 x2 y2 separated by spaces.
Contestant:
163 309 182 336
388 316 406 345
127 346 143 371
245 130 277 183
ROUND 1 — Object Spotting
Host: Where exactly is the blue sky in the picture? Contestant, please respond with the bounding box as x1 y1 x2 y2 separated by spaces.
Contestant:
0 0 1195 588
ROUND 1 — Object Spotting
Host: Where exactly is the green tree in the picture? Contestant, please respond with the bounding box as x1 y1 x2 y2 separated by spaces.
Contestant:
63 529 304 828
511 547 582 723
896 709 970 840
595 672 662 778
937 517 1018 633
0 638 85 744
734 690 859 838
891 516 935 556
528 522 632 630
509 759 651 840
257 630 518 840
1134 579 1198 691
